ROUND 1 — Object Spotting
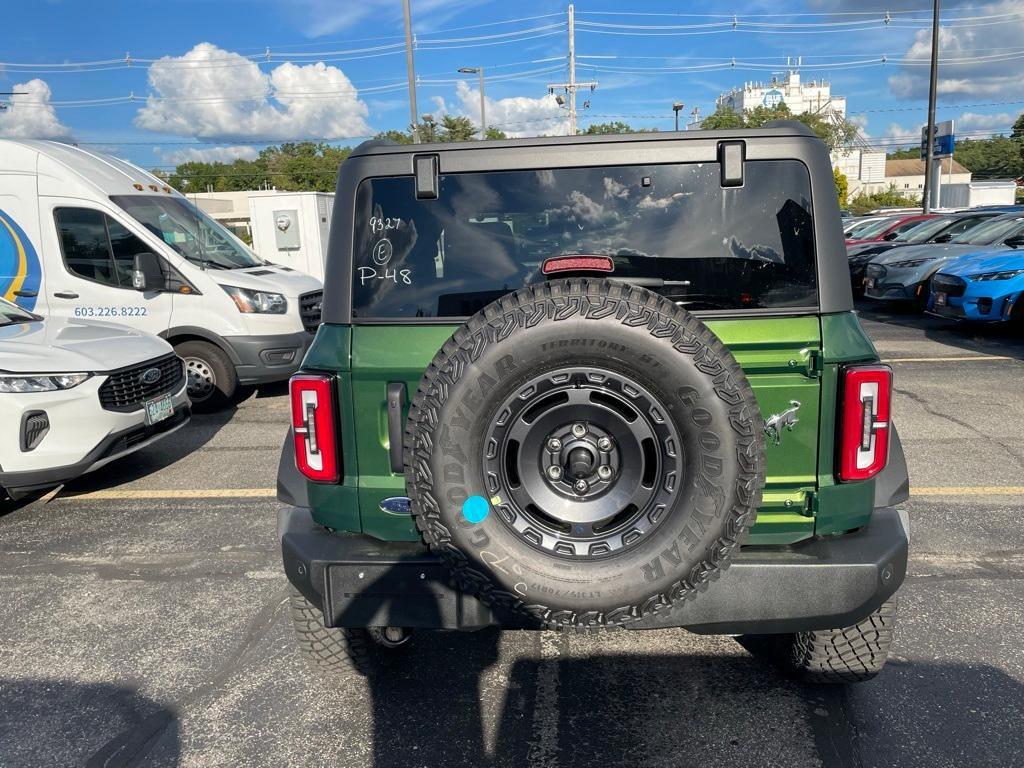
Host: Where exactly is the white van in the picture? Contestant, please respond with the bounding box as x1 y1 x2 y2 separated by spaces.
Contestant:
0 140 323 411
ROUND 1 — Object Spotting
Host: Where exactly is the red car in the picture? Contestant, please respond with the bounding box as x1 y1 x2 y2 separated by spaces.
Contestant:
845 213 939 247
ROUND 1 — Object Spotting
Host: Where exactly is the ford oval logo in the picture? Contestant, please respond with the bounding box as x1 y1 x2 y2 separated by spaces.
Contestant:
378 496 411 516
140 367 162 385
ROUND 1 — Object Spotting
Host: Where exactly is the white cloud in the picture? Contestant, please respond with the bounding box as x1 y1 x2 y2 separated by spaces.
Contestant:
157 145 260 165
0 79 71 140
134 43 371 142
955 111 1015 133
888 0 1024 98
882 122 921 147
441 80 569 138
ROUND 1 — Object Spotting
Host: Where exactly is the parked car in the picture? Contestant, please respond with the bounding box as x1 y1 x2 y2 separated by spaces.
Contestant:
847 212 999 294
863 213 1024 308
0 140 323 410
844 215 893 239
278 124 909 684
0 296 190 501
846 213 938 247
928 250 1024 323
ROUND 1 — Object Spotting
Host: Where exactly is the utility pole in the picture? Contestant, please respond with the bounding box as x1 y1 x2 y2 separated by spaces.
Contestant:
403 0 420 143
546 4 597 136
922 0 940 212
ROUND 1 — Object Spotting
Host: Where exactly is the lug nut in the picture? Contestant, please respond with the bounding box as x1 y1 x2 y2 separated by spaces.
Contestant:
597 465 613 481
573 479 589 494
571 423 587 438
597 436 612 451
547 437 562 452
547 465 563 480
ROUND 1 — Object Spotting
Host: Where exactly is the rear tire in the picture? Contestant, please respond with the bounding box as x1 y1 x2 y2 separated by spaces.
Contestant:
174 340 237 413
737 598 897 684
288 589 408 678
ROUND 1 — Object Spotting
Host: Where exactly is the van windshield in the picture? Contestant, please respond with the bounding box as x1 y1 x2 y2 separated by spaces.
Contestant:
352 160 817 319
111 195 263 270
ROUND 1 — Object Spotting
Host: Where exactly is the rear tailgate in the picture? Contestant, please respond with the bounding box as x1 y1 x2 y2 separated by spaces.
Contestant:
350 317 821 546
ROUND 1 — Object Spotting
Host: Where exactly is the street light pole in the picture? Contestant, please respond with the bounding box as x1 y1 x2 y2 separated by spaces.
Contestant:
458 67 486 139
922 0 940 212
672 101 684 132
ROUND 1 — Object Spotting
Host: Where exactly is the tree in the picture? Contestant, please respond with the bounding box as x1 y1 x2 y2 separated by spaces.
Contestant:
581 121 658 135
439 114 477 142
848 184 917 216
374 129 413 145
698 106 744 130
484 126 508 140
697 102 859 153
834 167 849 206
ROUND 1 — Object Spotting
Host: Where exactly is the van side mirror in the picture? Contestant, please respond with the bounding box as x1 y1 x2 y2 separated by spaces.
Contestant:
132 252 165 291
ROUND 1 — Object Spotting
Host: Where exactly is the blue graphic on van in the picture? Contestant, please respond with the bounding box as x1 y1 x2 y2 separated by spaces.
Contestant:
0 208 41 311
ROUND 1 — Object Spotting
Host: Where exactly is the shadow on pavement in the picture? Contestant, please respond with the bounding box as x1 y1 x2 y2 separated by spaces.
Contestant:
0 677 179 767
356 637 1024 768
327 562 1024 768
55 405 238 497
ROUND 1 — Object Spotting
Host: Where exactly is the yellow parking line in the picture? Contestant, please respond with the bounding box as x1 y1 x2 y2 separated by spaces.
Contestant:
57 486 1024 502
63 488 277 500
882 355 1015 363
912 486 1024 497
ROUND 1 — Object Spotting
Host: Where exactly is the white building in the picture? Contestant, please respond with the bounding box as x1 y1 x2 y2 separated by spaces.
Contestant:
716 66 847 120
884 158 972 201
701 66 886 201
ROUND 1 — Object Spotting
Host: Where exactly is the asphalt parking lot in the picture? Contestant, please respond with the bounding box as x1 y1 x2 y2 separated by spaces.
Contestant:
2 304 1023 768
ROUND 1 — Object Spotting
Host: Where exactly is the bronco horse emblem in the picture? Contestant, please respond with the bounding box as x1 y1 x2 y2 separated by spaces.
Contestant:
764 400 801 446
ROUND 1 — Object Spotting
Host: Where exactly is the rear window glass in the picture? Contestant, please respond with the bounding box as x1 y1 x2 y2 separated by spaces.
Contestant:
352 160 817 319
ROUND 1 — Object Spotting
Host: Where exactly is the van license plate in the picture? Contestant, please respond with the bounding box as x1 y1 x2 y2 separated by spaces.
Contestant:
935 292 947 306
145 394 174 425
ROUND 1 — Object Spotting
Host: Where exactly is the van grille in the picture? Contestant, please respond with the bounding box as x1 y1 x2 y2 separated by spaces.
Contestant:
98 354 184 413
931 273 966 298
300 291 323 334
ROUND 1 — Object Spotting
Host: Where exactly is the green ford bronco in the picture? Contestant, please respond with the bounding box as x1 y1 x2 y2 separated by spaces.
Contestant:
278 123 910 684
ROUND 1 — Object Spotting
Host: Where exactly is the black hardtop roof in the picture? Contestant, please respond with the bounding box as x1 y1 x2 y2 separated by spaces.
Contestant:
349 121 819 158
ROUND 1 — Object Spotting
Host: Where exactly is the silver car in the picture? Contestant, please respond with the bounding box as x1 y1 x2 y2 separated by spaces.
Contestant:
863 214 1024 307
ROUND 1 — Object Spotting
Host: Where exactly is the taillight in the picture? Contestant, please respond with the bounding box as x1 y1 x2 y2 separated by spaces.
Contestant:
838 365 892 482
290 374 340 483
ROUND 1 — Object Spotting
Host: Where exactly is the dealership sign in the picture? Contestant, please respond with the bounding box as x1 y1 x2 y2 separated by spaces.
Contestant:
921 120 955 159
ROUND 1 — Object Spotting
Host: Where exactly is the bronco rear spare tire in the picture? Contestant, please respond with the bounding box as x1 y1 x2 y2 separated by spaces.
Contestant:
404 279 765 629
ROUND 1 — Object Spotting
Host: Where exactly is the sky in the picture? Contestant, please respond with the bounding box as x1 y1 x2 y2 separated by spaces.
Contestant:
0 0 1022 171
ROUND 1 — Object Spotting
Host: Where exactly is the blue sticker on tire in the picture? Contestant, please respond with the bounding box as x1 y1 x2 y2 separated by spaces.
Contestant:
462 495 490 524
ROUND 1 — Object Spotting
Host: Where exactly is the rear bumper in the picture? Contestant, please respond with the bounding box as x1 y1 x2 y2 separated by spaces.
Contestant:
279 505 909 634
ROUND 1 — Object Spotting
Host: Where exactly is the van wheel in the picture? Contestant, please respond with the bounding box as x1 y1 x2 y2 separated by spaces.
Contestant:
288 589 409 678
174 340 237 412
737 598 897 684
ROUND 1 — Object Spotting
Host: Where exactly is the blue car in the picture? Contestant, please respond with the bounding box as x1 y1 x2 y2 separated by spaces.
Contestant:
929 250 1024 323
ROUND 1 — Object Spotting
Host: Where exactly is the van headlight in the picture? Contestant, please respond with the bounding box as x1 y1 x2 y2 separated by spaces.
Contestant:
220 285 288 314
0 373 91 393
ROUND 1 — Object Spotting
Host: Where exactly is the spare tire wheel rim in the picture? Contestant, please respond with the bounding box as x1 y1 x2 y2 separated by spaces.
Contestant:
484 367 682 558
